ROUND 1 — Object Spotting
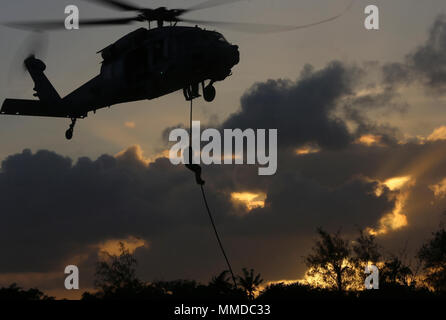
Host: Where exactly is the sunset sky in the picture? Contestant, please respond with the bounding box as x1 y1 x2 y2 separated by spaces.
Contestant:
1 0 446 299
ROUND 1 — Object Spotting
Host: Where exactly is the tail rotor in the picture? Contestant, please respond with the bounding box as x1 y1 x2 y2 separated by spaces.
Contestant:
7 32 49 92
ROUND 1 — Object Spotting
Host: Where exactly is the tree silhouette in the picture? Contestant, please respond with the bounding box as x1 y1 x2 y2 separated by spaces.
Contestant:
152 279 202 298
351 229 381 289
305 228 355 292
0 283 54 300
237 268 263 300
209 270 234 295
258 282 320 300
380 256 413 288
418 226 446 292
5 224 446 300
93 242 144 298
352 230 381 264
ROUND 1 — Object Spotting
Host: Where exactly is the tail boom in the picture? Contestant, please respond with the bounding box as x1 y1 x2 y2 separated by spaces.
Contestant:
1 99 84 118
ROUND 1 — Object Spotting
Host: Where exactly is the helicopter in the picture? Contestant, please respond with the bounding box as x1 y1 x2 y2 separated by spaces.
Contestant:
0 0 353 140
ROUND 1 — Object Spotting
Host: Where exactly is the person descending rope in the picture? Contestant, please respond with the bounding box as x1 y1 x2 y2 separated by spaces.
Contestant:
183 95 237 288
184 90 205 186
185 146 205 185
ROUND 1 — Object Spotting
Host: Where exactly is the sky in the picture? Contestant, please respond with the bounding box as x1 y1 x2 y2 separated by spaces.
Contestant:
1 0 446 299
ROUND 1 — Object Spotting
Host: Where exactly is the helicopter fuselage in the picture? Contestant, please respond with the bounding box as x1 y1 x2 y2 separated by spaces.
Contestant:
1 25 239 139
63 26 240 117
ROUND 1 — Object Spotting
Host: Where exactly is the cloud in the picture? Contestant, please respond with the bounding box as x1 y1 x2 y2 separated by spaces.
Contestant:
382 15 446 92
162 60 404 154
231 191 267 212
98 236 149 256
124 121 136 129
115 144 151 165
382 62 413 86
220 61 358 150
367 175 414 236
427 126 446 141
409 15 446 90
0 143 399 281
3 139 446 294
355 134 384 146
429 177 446 199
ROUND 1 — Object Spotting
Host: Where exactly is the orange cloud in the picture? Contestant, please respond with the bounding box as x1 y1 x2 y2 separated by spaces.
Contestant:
383 176 412 191
115 145 170 165
355 134 383 146
427 126 446 141
231 192 267 211
295 145 320 155
97 236 149 256
124 121 136 129
429 177 446 199
368 176 413 236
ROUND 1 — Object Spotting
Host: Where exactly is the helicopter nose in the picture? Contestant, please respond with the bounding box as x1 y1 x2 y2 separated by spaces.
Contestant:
231 45 240 66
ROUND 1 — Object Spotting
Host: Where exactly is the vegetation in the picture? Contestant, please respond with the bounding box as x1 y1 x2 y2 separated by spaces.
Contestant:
237 268 263 300
305 228 354 292
1 225 446 300
0 283 54 300
418 227 446 292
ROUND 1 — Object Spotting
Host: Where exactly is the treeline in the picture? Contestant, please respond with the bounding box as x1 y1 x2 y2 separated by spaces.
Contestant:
1 224 445 300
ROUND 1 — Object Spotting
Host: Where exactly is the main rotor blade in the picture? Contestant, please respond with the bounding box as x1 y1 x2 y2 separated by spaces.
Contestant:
81 17 138 25
182 0 355 33
187 0 250 12
181 18 299 33
86 0 141 11
4 17 138 31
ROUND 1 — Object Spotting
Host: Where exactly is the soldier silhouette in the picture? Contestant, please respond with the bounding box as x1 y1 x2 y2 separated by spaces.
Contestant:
185 146 205 185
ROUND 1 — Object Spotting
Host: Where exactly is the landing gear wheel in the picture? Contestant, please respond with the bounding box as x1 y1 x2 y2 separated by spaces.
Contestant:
203 85 216 102
65 118 77 140
65 129 73 140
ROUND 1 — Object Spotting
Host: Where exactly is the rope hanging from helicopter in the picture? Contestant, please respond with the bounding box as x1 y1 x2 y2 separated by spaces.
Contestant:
177 0 356 291
186 97 238 288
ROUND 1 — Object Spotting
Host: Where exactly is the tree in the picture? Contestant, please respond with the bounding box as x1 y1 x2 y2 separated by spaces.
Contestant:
93 242 144 298
305 228 355 292
237 268 263 300
0 283 54 300
380 256 413 287
209 270 234 295
352 230 381 265
418 227 446 292
257 282 318 301
351 229 381 289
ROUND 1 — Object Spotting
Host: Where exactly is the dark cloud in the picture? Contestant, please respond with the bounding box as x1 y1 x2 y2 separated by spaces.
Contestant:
0 144 397 279
382 15 446 91
343 103 401 146
382 62 412 86
221 61 358 150
219 59 407 151
409 15 446 89
4 138 446 287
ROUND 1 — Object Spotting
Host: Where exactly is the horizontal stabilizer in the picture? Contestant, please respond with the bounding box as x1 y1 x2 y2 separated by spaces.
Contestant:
1 99 81 118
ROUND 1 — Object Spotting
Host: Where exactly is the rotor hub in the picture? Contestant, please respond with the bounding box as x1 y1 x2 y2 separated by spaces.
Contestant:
137 7 186 25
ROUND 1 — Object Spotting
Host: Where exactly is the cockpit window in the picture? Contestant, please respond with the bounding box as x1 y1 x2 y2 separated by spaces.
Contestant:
217 34 227 43
209 32 227 43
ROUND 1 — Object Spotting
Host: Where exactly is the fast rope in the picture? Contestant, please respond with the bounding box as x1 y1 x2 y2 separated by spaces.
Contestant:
186 98 238 288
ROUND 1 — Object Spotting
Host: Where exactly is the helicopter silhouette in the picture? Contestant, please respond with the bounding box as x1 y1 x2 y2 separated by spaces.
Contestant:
0 0 353 140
